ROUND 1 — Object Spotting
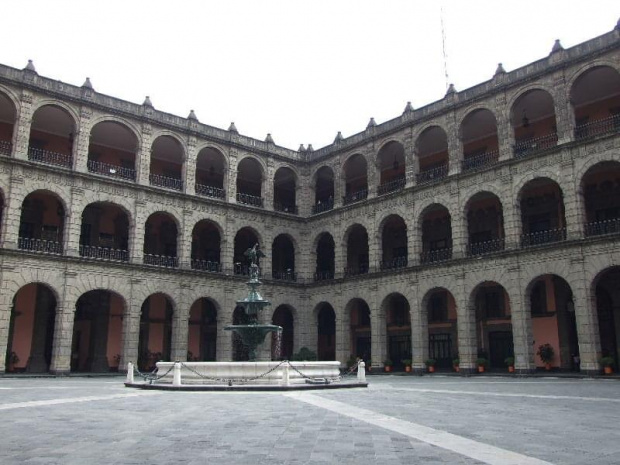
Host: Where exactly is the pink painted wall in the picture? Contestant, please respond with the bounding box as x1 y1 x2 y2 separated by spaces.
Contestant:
533 315 561 367
187 303 201 358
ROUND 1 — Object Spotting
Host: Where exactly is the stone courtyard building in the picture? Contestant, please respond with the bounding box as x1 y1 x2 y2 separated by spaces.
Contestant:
0 23 619 376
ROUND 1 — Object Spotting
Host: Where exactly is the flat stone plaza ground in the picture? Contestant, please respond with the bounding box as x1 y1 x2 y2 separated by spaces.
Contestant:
0 376 619 465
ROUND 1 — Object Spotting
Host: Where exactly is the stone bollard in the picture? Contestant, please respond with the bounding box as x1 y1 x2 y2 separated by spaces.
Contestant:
126 362 134 384
173 361 182 386
282 363 290 386
357 360 366 382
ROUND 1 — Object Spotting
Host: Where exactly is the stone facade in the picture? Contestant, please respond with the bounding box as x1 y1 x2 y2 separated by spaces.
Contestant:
0 26 619 375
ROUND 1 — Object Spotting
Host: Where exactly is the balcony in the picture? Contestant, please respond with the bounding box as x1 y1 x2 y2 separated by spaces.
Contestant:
513 133 558 159
585 218 620 237
272 270 297 281
234 263 262 276
18 237 62 254
28 147 72 168
191 259 222 273
416 164 448 185
420 248 452 264
79 245 129 261
143 254 178 267
274 202 298 215
575 115 620 141
314 270 335 282
379 256 408 271
467 238 505 257
0 140 11 156
87 160 136 181
520 227 566 248
343 264 369 277
378 176 406 196
236 192 264 208
312 199 334 214
343 189 368 206
149 174 183 191
195 183 225 200
462 150 499 173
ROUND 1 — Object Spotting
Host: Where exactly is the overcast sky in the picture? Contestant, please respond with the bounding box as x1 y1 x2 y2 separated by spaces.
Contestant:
1 1 618 149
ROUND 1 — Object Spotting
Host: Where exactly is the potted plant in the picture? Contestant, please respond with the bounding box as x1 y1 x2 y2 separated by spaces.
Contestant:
504 356 515 373
346 354 358 370
452 358 460 372
402 359 412 373
537 343 555 370
600 356 615 375
384 359 393 373
425 358 436 373
7 351 19 372
476 357 489 373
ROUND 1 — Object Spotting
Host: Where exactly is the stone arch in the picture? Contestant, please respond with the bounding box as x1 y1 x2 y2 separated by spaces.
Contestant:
88 115 142 146
31 99 80 128
150 131 188 160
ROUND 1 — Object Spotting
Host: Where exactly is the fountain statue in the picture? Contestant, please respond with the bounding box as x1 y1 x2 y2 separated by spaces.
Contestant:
224 244 282 361
125 244 367 389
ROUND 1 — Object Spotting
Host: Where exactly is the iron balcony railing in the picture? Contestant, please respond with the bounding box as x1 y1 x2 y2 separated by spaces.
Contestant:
584 218 620 237
314 270 335 281
0 139 11 156
513 132 558 159
236 192 264 207
343 189 368 205
28 146 72 168
416 164 448 184
195 183 225 200
79 245 129 261
343 264 369 277
143 254 178 267
271 270 297 281
312 199 334 214
467 238 505 257
18 237 63 254
87 160 136 181
378 176 406 196
420 248 452 264
191 259 222 272
575 115 620 140
462 150 499 172
274 202 298 215
380 256 408 271
520 227 566 248
149 174 183 191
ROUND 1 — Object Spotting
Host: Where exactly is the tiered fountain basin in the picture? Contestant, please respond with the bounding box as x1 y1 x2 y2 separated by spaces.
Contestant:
125 360 368 391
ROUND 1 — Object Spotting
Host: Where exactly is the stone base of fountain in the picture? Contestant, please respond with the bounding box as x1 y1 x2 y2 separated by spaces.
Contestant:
124 361 368 391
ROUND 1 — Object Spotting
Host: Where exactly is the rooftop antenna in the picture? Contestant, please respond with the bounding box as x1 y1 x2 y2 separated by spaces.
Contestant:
440 6 450 91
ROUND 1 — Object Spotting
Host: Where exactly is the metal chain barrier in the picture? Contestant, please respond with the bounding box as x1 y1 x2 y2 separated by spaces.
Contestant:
133 363 176 384
179 360 288 385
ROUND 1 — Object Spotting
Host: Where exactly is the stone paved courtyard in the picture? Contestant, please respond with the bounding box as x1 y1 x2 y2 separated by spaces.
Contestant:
0 376 619 465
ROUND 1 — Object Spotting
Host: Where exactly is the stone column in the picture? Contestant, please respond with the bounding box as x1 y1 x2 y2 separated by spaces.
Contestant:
335 309 350 366
503 198 521 251
216 306 232 362
27 285 57 373
407 217 420 267
571 257 600 374
552 76 572 145
64 187 84 258
451 194 467 259
178 209 193 269
184 137 197 195
447 116 461 176
221 219 236 273
1 175 26 250
367 230 380 272
130 201 146 265
510 276 535 373
263 159 274 211
410 284 428 373
49 278 78 375
74 107 92 173
120 298 142 371
227 153 238 204
562 162 583 240
13 90 34 161
366 150 377 200
137 123 152 186
170 285 190 362
455 279 477 373
370 296 387 370
496 104 513 162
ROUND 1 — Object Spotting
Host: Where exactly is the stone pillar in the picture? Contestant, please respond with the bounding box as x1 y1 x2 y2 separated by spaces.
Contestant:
552 77 572 145
137 124 152 186
510 278 535 373
178 209 193 269
370 297 387 370
130 201 146 265
27 285 57 373
221 219 236 273
334 232 345 279
447 116 461 176
216 307 232 362
184 137 197 195
13 90 34 160
407 217 420 267
120 298 142 371
503 199 521 251
571 258 600 374
562 162 583 240
227 154 238 203
451 195 467 259
170 285 190 362
49 280 78 375
335 311 350 366
263 159 274 211
1 175 26 250
74 107 92 173
455 280 477 373
367 230 380 272
0 278 15 372
366 150 377 200
496 103 513 162
64 187 84 258
410 285 428 373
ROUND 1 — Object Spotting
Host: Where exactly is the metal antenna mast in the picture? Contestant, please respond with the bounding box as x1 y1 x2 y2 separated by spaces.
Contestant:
440 6 449 91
